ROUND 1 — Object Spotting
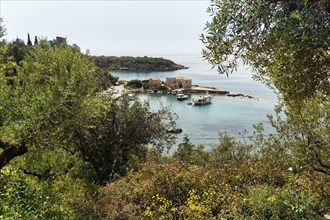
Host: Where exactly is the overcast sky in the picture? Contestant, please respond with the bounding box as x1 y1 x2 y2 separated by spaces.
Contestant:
1 0 211 56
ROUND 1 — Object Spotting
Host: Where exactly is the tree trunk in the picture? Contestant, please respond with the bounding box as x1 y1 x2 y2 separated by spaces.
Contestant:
0 140 27 169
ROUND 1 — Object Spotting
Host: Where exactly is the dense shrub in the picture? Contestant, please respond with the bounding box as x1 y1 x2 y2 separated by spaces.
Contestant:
0 167 72 219
126 79 143 89
95 160 328 219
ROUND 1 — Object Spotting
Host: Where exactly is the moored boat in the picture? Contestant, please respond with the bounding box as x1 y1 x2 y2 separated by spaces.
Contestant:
128 93 135 101
192 95 212 105
176 93 188 101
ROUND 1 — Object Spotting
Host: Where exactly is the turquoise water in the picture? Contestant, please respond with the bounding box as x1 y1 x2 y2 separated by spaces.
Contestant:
111 55 277 148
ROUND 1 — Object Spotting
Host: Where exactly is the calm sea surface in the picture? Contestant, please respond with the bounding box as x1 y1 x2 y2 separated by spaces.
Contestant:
111 55 277 149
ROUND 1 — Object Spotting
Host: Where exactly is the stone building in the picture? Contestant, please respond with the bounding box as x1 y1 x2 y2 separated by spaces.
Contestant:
149 77 161 86
166 76 192 90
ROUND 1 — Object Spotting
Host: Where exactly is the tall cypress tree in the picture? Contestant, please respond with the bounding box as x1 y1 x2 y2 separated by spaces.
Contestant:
34 36 38 45
27 33 32 46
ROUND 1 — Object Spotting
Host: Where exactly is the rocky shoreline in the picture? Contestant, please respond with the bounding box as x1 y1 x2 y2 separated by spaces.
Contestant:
128 86 257 100
226 93 255 99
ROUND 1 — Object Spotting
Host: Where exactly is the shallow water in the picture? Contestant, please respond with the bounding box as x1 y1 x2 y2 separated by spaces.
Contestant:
111 55 278 148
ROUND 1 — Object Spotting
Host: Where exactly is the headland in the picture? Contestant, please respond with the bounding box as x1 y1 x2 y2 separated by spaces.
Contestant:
92 56 188 71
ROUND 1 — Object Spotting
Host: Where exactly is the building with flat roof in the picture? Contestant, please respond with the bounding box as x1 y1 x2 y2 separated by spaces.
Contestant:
149 77 161 86
166 76 192 90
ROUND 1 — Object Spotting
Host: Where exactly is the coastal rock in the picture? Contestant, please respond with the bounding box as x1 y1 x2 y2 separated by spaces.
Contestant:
226 93 255 99
190 85 229 95
167 128 183 134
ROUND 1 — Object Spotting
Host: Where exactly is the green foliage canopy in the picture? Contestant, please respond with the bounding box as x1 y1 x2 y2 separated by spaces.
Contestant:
8 38 30 63
0 40 97 168
202 0 329 102
202 0 330 175
75 97 176 183
0 28 176 184
92 55 187 71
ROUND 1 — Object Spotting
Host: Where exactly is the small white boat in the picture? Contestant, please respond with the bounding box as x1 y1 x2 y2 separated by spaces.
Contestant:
192 95 212 105
176 93 188 101
128 93 135 101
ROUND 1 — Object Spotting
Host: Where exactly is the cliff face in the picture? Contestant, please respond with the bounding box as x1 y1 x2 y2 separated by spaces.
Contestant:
92 56 188 71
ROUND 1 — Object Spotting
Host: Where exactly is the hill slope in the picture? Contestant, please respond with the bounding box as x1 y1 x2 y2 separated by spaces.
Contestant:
92 56 188 71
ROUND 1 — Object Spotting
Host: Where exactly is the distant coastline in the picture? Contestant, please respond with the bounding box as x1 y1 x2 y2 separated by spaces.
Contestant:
92 55 188 71
96 56 258 100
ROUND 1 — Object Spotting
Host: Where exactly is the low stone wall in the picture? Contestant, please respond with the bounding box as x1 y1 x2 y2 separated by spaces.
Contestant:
189 86 229 95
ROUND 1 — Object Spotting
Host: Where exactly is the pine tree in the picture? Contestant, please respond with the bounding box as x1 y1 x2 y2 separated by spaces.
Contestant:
27 33 32 46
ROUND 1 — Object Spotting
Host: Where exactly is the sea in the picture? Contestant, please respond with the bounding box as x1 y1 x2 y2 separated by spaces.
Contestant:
111 55 278 149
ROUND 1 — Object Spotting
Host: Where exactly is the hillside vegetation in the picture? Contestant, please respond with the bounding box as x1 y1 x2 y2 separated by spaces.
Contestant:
0 0 329 217
92 55 187 71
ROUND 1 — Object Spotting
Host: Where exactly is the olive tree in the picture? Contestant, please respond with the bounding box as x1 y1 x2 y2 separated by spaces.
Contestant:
0 35 176 182
74 96 176 183
202 0 329 175
0 40 97 169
